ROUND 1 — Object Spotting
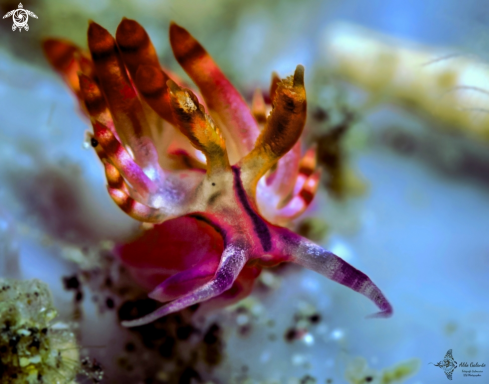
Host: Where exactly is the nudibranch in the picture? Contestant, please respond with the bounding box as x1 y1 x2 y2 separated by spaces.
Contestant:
43 19 392 327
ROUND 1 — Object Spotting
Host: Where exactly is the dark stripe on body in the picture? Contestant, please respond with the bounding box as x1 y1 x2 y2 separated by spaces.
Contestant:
116 20 149 51
106 173 124 189
52 47 77 70
174 40 206 67
90 44 118 62
118 38 149 53
119 195 136 214
135 67 169 99
187 213 227 247
231 166 271 252
140 85 165 99
335 259 371 293
299 189 314 204
100 130 121 155
298 165 314 177
83 92 107 115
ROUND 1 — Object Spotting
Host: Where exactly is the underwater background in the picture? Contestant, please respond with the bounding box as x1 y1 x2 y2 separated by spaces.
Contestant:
0 0 488 383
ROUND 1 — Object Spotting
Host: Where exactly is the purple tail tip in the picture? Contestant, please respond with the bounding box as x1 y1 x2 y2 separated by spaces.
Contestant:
366 300 393 319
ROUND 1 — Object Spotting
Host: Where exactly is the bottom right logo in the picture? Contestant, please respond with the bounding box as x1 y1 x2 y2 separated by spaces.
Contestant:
430 349 485 380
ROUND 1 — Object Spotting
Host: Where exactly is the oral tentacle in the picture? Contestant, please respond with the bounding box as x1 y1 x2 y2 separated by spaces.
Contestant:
148 260 219 302
167 80 230 174
275 227 393 318
195 264 262 315
121 242 248 327
240 65 307 197
169 22 260 162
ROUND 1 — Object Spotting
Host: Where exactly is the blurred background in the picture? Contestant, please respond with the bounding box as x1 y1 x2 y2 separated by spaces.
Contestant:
1 0 488 383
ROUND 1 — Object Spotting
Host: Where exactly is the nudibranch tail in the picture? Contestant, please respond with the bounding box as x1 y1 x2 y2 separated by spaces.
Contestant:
276 227 393 318
169 22 260 162
121 242 248 327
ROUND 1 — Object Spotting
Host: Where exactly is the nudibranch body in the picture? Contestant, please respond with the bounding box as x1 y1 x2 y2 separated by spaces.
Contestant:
44 19 392 327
